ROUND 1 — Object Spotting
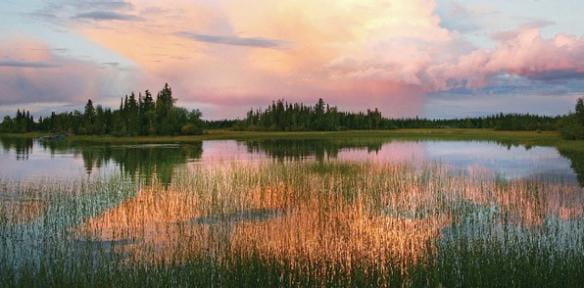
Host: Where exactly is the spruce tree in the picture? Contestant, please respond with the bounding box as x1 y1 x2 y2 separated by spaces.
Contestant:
155 83 176 135
576 97 584 125
83 100 96 134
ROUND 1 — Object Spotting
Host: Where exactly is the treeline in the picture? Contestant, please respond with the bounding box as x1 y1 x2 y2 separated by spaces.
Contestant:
559 98 584 140
0 84 203 136
0 110 36 134
232 98 561 131
237 99 387 131
387 114 560 130
1 85 583 140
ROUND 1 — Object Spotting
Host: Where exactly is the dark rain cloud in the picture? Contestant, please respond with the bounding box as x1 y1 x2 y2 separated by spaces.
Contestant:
177 32 288 49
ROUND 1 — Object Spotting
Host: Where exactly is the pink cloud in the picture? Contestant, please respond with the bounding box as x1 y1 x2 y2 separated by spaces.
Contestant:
0 39 135 107
430 29 584 90
8 1 584 118
70 0 445 118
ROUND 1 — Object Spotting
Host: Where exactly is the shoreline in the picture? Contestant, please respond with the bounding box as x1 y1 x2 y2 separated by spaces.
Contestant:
0 128 582 151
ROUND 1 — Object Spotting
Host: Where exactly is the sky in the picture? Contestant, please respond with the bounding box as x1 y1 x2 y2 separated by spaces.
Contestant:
1 0 584 119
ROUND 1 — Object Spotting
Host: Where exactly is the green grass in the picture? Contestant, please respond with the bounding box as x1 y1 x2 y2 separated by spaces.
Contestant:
0 128 564 142
2 128 581 150
2 128 582 149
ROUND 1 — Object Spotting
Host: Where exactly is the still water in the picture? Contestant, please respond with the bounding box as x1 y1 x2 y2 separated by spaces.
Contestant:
0 137 580 184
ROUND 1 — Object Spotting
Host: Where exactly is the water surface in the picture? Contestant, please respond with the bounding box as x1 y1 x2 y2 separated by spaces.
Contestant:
1 136 583 281
0 137 580 184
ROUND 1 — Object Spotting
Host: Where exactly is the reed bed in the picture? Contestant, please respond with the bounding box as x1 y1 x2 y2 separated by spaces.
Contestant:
1 161 583 287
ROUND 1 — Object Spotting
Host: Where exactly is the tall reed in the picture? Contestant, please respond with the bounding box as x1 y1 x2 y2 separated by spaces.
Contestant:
1 161 583 287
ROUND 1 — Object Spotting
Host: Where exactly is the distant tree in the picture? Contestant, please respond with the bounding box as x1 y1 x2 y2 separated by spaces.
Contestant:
181 109 204 135
141 90 156 135
0 116 14 132
94 105 112 135
576 98 584 125
560 97 584 140
127 92 139 135
83 99 96 134
155 83 176 135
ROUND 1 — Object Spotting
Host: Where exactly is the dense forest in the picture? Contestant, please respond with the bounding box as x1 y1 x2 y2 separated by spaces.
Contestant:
1 83 583 140
235 98 562 131
0 84 203 136
237 99 387 130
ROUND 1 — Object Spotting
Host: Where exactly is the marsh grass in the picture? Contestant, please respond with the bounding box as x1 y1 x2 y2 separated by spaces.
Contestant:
1 161 583 287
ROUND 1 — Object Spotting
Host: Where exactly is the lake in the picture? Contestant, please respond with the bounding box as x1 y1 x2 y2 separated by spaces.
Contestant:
0 137 580 183
1 136 583 287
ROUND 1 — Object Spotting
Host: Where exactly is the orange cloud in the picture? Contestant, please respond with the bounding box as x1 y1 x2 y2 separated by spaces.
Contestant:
69 0 452 117
65 1 584 118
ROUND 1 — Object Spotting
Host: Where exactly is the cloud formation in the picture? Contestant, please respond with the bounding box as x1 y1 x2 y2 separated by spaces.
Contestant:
72 0 453 117
74 11 143 21
4 0 584 118
177 32 287 49
0 39 134 106
77 1 133 10
0 60 59 68
430 29 584 90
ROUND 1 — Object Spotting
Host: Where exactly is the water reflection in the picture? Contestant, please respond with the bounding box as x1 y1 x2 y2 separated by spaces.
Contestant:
0 139 202 183
67 163 583 268
69 164 452 266
244 139 383 161
243 139 580 184
558 148 584 185
0 137 33 160
77 143 203 184
0 136 582 186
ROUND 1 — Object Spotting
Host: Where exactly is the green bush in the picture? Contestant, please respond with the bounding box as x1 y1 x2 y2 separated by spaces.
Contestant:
559 115 584 140
180 124 203 135
559 97 584 140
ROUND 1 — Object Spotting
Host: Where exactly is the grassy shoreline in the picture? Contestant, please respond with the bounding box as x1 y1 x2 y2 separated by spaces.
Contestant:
1 128 582 151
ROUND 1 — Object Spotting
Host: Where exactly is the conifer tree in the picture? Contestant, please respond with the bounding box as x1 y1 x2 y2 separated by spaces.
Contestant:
83 99 96 134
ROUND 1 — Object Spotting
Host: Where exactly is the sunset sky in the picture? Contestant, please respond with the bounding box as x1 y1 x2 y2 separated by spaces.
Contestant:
1 0 584 119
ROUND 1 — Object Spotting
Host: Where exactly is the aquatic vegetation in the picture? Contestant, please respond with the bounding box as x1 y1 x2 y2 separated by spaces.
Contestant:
1 161 583 287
